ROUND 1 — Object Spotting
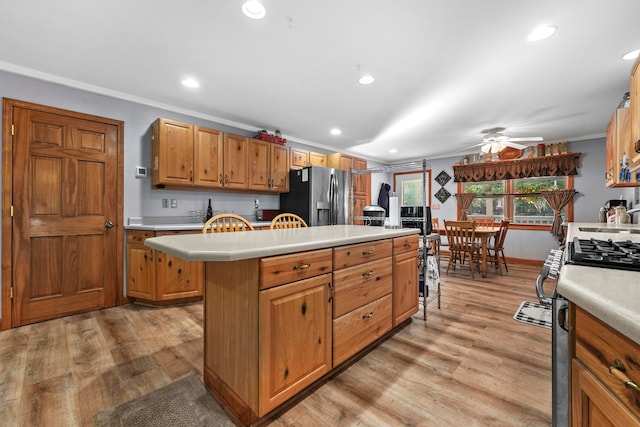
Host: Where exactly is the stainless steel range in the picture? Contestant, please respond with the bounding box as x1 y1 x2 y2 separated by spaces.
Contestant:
537 234 640 427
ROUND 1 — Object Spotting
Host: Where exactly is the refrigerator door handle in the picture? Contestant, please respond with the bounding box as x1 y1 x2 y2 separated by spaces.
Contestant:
329 173 337 225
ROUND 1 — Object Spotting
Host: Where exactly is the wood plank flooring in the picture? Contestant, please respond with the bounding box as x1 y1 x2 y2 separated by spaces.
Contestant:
0 260 550 426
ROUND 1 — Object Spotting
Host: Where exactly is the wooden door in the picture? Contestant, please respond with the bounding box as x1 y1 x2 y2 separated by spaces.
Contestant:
9 103 121 327
194 126 223 188
248 138 271 191
152 118 193 186
223 133 249 189
270 144 289 192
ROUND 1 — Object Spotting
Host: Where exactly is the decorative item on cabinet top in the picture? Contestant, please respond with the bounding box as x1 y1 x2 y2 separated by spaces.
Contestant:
254 130 287 145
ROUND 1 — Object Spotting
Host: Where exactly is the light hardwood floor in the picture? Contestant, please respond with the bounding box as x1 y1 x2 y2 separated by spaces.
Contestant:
0 260 550 426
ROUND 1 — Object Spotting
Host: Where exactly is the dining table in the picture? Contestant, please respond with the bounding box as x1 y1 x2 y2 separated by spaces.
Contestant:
433 225 500 278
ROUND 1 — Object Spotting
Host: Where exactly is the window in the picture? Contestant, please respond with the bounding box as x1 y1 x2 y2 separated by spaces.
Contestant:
462 176 573 226
394 172 431 206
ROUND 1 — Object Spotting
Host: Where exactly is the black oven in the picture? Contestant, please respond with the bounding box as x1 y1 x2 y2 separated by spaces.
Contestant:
400 206 432 235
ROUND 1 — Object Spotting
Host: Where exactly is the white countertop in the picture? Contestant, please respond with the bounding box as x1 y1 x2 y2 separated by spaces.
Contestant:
125 216 272 231
557 222 640 344
144 225 419 262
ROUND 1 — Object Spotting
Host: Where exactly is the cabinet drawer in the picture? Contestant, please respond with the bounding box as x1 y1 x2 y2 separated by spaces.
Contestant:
333 239 392 269
127 230 155 243
333 294 392 366
393 234 419 255
260 249 333 290
333 258 392 318
575 305 640 419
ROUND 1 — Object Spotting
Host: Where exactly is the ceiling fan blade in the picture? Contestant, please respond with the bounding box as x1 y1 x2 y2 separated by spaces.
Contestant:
501 141 528 149
506 136 543 142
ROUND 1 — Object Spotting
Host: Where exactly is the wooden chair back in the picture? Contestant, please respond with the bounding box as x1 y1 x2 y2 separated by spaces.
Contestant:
444 220 477 252
493 219 510 250
270 213 308 229
202 213 255 233
432 217 440 228
472 217 495 226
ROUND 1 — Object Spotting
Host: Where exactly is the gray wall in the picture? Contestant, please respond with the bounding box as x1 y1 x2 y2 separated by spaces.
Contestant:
0 69 634 317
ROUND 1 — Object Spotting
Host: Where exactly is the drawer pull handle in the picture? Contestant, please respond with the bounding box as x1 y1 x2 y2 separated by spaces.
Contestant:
362 250 375 255
362 270 374 278
609 359 640 393
362 312 374 319
293 263 311 270
404 242 413 248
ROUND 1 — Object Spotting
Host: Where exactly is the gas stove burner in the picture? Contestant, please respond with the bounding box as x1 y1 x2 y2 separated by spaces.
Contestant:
566 238 640 271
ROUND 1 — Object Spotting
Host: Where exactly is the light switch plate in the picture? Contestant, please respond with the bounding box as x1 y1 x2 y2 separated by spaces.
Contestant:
170 199 177 208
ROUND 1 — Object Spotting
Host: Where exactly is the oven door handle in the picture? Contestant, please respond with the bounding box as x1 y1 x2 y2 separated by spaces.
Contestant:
535 264 553 306
557 304 569 332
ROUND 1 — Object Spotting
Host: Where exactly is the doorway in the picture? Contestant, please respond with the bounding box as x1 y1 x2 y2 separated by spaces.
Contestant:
1 98 124 329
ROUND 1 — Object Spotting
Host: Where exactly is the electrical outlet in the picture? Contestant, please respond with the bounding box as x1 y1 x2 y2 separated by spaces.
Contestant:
170 199 177 208
162 198 168 208
254 199 259 209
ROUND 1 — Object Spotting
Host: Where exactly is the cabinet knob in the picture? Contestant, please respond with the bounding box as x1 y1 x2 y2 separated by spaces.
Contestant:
362 312 374 319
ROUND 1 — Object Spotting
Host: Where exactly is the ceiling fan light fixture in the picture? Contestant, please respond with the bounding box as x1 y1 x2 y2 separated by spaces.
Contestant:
527 25 557 42
242 1 266 19
622 49 640 61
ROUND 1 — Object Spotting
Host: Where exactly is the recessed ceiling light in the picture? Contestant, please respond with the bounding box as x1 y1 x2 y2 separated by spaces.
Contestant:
242 1 265 19
623 49 640 60
389 148 397 153
527 25 557 42
358 74 375 85
330 128 342 136
181 78 200 88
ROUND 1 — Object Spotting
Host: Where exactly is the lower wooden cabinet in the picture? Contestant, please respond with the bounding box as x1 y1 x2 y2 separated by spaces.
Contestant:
126 230 203 302
392 235 419 326
571 304 640 426
259 273 332 413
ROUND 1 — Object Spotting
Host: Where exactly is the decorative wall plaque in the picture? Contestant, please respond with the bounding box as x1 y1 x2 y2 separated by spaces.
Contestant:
434 187 451 203
434 170 451 186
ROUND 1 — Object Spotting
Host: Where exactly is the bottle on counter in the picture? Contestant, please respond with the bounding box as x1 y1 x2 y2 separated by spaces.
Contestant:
206 199 213 221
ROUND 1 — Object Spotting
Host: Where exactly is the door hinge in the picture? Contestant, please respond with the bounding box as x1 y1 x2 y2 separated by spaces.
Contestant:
11 124 15 136
10 205 14 217
10 287 14 299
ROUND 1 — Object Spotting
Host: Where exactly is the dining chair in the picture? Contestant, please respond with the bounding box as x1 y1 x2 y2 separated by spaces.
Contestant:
444 220 481 279
202 213 255 233
487 219 510 275
270 213 308 229
472 217 495 226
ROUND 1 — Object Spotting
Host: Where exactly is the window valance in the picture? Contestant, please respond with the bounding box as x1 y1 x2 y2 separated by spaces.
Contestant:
453 152 581 182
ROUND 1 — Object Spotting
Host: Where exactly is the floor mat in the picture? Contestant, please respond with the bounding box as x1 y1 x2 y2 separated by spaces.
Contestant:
513 301 552 329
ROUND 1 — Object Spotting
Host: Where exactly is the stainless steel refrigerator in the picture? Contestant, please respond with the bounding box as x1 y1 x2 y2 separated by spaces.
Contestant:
280 166 349 226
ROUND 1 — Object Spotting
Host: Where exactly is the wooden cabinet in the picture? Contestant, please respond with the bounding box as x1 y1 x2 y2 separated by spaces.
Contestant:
126 230 203 302
248 138 290 192
571 304 640 426
327 152 353 171
630 56 640 176
332 239 393 365
152 118 223 188
309 151 327 167
290 148 327 169
259 273 332 413
222 133 249 189
605 108 633 187
392 235 419 326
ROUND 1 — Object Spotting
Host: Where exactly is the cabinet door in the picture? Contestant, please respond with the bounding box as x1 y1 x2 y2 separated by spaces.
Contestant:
270 144 290 192
393 250 418 326
290 148 309 169
194 126 223 188
155 250 203 300
571 359 640 427
309 152 327 167
223 133 249 189
605 108 632 187
327 153 353 171
126 243 156 300
152 118 194 186
630 57 640 174
259 274 332 415
248 138 271 191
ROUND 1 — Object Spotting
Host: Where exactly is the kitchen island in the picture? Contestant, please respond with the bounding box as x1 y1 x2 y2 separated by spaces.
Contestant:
557 222 640 426
145 225 420 425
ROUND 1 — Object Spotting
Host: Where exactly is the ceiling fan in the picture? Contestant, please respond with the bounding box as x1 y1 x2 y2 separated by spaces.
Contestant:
479 127 543 153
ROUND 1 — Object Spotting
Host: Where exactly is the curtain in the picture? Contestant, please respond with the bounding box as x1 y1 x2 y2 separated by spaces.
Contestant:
453 153 581 182
455 193 477 220
541 189 576 237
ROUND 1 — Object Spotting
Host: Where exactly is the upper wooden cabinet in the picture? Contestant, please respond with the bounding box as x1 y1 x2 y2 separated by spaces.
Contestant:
222 133 249 189
309 152 327 167
195 126 224 187
605 107 632 187
290 148 327 169
327 153 353 171
630 56 640 175
152 118 196 186
249 139 289 192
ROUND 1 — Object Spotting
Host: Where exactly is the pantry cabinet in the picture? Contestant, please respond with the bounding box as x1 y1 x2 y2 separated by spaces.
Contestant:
571 304 640 426
127 230 203 302
248 138 289 192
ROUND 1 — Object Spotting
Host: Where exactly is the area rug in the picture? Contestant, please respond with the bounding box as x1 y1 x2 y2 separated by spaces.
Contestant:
513 301 552 329
95 374 235 427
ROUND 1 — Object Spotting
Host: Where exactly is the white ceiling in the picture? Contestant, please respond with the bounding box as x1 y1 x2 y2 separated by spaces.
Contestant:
1 0 639 163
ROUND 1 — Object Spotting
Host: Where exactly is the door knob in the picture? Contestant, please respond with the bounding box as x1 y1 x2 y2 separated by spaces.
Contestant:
105 221 114 228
